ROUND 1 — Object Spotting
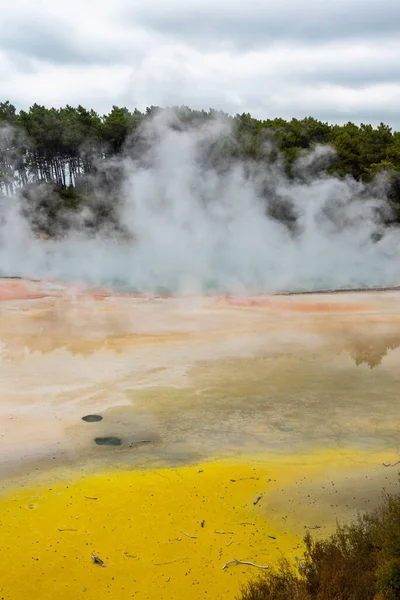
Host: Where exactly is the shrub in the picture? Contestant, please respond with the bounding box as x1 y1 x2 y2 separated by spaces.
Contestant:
236 486 400 600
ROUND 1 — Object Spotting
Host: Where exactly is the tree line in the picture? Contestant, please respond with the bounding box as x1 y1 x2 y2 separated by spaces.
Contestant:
1 100 400 233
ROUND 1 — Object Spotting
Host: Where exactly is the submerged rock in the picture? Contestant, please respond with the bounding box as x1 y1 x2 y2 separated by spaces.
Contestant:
94 436 122 446
82 415 103 423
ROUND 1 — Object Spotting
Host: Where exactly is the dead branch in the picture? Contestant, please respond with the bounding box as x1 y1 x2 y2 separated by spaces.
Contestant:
253 495 263 505
267 535 276 540
304 525 323 530
84 496 98 500
57 528 77 532
181 530 197 539
230 477 259 482
382 461 400 467
129 440 152 447
91 553 106 567
215 531 235 535
222 558 269 570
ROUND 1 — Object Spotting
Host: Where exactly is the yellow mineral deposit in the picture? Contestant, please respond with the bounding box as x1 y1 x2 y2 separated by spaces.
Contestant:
1 278 400 599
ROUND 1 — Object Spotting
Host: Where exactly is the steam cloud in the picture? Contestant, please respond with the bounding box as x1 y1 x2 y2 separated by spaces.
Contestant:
0 111 399 294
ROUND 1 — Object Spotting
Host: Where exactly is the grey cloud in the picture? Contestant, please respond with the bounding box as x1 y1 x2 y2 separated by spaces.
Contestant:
127 1 400 49
1 0 400 130
292 66 400 88
0 18 123 66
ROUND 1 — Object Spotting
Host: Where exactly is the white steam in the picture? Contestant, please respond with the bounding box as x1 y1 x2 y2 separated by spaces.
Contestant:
0 111 399 294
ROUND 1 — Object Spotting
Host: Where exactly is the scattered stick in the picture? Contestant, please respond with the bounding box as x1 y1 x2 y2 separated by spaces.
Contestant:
227 538 233 546
91 553 106 567
57 528 77 532
124 553 137 559
181 530 197 539
129 440 152 447
382 461 400 468
230 477 259 482
304 525 323 530
84 496 98 500
222 558 269 571
253 495 263 505
239 522 255 526
267 535 276 540
201 520 205 528
215 531 235 535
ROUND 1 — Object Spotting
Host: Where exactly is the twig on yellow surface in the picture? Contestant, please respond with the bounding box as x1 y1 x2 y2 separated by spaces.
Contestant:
91 553 106 567
57 528 77 532
124 553 137 559
227 538 233 546
230 477 259 482
304 525 323 530
222 559 269 571
383 461 400 467
84 496 98 500
253 494 263 505
215 530 235 535
181 530 197 539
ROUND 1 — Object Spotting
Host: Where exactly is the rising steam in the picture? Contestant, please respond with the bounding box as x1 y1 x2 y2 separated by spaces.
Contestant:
0 111 399 294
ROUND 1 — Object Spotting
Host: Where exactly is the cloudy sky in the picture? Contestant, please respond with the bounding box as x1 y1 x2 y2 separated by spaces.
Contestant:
1 0 400 126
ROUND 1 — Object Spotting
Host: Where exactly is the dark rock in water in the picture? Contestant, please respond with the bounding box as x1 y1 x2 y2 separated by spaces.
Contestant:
82 415 103 423
95 436 122 446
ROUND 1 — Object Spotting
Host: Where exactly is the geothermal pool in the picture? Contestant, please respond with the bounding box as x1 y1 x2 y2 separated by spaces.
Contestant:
0 278 400 599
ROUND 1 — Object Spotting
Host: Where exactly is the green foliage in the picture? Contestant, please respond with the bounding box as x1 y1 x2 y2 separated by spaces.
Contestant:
56 185 82 209
236 487 400 600
102 106 140 155
1 101 400 228
0 101 17 123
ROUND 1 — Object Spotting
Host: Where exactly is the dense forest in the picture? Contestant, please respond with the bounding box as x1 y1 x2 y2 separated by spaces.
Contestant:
1 100 400 235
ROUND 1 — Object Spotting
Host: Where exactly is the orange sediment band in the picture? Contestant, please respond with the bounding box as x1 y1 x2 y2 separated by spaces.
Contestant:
213 295 370 312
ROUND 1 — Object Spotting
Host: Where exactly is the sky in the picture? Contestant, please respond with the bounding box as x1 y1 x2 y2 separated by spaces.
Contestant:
1 0 400 127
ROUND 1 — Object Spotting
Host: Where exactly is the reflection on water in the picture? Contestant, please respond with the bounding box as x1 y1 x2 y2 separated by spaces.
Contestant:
346 338 400 368
1 289 400 476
